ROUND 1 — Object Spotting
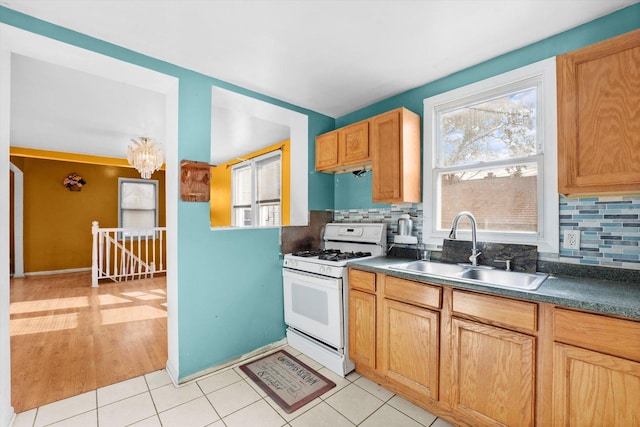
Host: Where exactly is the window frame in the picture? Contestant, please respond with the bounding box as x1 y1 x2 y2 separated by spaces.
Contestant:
118 177 159 239
423 58 558 253
231 162 253 227
231 150 282 228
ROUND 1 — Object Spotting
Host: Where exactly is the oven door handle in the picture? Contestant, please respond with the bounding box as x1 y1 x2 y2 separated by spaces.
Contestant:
283 269 342 290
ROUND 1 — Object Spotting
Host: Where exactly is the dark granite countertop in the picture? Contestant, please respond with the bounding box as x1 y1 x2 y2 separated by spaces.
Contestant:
348 257 640 320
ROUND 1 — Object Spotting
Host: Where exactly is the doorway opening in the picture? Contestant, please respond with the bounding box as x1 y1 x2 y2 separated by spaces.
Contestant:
1 24 179 417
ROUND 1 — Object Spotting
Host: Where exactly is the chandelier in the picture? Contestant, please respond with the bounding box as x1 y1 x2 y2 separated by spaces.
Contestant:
127 137 164 179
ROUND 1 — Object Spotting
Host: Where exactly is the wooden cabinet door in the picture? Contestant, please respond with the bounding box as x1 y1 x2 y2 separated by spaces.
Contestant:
553 343 640 426
340 121 369 166
382 298 439 401
451 317 535 427
371 109 402 202
349 289 376 369
557 29 640 195
315 131 339 171
371 108 421 203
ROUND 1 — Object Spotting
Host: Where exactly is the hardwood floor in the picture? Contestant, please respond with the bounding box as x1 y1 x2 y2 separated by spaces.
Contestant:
9 271 167 413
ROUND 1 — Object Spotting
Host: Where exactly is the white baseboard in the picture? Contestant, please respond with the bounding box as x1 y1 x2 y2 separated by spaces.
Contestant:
176 338 288 385
165 359 180 388
22 267 91 277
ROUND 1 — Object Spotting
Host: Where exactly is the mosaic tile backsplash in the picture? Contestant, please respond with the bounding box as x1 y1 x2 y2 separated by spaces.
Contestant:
333 195 640 271
333 203 424 249
559 195 640 269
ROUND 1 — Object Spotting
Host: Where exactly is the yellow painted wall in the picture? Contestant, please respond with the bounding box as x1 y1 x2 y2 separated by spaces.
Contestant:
10 156 166 273
210 162 232 227
210 139 290 227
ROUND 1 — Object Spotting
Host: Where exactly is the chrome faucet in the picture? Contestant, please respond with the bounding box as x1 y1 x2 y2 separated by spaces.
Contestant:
449 211 481 266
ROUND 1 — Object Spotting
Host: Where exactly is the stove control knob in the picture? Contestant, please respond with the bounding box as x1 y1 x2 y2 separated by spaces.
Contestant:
320 266 332 276
285 259 297 268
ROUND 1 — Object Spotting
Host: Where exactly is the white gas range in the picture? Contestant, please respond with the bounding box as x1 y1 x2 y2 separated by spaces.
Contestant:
282 223 387 376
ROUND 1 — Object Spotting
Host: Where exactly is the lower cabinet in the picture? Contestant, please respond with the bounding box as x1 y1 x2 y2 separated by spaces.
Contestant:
348 289 376 369
382 298 439 401
551 307 640 426
450 317 535 427
553 343 640 426
348 269 640 427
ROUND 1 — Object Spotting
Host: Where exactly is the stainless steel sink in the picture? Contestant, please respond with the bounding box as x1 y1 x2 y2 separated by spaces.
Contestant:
390 261 468 277
458 268 548 291
389 261 548 291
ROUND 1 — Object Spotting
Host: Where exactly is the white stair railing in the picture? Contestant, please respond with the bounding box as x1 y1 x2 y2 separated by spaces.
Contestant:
91 221 167 287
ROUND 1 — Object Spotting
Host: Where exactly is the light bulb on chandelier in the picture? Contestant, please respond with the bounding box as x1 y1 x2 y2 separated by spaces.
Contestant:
127 137 164 179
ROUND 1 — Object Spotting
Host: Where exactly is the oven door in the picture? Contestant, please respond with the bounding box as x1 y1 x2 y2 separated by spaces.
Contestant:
283 268 344 349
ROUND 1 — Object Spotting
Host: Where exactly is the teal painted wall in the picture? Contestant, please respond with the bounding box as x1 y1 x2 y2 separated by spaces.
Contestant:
0 6 335 379
334 171 387 210
333 3 640 210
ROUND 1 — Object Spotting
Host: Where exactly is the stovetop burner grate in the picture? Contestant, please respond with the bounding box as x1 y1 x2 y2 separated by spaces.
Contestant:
318 251 372 261
291 249 338 258
290 249 372 261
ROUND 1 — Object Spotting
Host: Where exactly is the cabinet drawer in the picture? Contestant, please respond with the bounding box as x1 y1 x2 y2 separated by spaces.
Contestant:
554 308 640 362
349 269 376 293
452 290 537 334
384 276 441 309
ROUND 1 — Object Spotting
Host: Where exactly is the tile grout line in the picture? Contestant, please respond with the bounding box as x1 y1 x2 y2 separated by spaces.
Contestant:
94 389 99 427
195 376 225 425
141 373 160 426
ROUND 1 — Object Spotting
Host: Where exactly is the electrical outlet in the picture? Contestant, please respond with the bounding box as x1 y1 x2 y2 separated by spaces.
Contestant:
564 230 581 250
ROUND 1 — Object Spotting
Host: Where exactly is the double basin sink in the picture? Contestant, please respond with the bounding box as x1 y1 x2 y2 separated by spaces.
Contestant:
389 260 548 291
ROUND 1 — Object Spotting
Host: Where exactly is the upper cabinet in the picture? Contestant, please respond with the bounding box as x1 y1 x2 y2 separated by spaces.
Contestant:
315 131 340 171
316 107 421 203
316 120 370 172
371 108 421 203
557 29 640 195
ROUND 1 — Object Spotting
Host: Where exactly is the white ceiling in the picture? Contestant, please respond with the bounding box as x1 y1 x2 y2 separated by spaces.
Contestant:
11 53 166 158
3 0 637 161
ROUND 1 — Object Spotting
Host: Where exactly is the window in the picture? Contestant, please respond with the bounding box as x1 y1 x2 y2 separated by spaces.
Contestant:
423 58 558 252
118 178 159 238
232 151 281 227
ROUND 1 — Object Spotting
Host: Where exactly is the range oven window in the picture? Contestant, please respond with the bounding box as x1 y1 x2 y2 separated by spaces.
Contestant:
292 284 328 325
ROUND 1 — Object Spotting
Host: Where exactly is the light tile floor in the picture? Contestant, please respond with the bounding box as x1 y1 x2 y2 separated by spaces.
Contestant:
12 346 455 427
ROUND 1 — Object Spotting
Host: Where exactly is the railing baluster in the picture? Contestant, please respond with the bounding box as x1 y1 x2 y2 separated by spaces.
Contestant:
105 232 111 279
137 232 142 280
145 231 150 279
114 232 119 280
130 234 136 280
159 229 164 272
97 232 103 279
128 235 132 278
151 228 158 278
91 222 99 287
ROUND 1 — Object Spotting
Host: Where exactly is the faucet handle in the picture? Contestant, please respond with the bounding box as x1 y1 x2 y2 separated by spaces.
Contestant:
469 251 482 266
494 259 512 271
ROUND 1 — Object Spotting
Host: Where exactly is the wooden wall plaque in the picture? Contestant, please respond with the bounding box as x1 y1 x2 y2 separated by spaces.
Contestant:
180 160 212 202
